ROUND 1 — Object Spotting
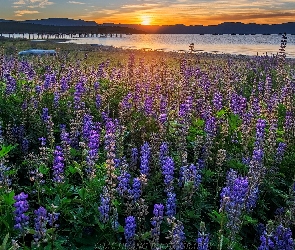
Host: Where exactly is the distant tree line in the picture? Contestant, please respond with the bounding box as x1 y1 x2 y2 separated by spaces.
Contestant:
0 22 145 35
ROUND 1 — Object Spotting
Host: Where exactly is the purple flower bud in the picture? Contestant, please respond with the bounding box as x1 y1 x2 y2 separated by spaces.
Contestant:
212 92 223 111
171 221 186 250
33 206 48 243
41 108 49 123
166 192 176 218
52 146 65 183
140 142 150 176
14 192 29 234
124 216 136 249
98 188 111 223
162 156 174 192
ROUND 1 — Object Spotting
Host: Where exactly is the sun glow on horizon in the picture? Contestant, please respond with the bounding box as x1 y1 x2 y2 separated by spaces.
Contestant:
140 15 152 25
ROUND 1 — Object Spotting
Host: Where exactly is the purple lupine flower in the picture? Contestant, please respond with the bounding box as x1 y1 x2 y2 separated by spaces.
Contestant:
179 103 187 118
284 111 293 131
48 212 59 228
185 95 193 113
14 192 29 233
86 129 100 177
258 224 294 250
230 93 247 116
121 93 132 110
255 119 266 147
275 142 287 164
197 232 209 250
53 92 59 108
38 137 46 146
33 206 48 243
170 221 186 250
87 129 100 159
159 142 169 165
95 94 102 109
246 186 259 212
272 225 294 250
179 164 201 189
104 119 116 150
41 108 49 123
52 146 65 183
94 81 100 91
159 95 168 124
258 230 275 250
151 204 164 247
189 164 202 188
251 98 261 116
114 158 121 169
35 85 42 95
251 148 264 165
5 74 17 95
212 92 223 111
198 159 205 169
258 80 264 93
60 125 70 145
82 114 93 141
104 119 116 170
74 79 85 109
220 169 249 236
144 96 153 117
130 177 141 202
204 115 217 137
98 187 111 223
124 216 136 249
97 62 106 79
50 73 56 88
43 74 51 90
117 171 131 196
159 94 166 112
267 93 279 113
140 142 150 176
265 75 272 94
247 147 264 211
60 76 69 93
178 166 186 187
162 156 174 192
166 192 176 218
159 113 168 125
151 203 164 228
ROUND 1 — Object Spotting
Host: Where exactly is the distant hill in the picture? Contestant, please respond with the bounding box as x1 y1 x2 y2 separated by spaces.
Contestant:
23 18 97 26
102 22 295 34
0 18 295 34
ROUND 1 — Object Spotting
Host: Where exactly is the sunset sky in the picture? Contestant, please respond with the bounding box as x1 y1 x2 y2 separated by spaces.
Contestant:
1 0 295 26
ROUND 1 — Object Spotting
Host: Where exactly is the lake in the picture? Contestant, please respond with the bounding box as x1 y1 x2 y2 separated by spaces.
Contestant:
4 33 295 58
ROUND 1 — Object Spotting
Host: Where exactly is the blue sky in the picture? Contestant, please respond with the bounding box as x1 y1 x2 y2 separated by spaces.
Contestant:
1 0 295 25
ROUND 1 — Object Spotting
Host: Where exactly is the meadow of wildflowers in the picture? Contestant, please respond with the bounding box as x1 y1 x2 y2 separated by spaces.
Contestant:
0 36 295 249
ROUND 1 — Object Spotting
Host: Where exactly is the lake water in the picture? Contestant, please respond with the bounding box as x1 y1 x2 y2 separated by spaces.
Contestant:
4 33 295 58
62 33 295 58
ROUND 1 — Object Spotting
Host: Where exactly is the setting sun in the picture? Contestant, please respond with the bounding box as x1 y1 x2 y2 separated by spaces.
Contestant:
141 15 151 25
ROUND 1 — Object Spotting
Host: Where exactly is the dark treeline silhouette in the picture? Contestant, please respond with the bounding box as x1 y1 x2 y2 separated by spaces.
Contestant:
0 21 145 35
106 22 295 34
1 19 295 35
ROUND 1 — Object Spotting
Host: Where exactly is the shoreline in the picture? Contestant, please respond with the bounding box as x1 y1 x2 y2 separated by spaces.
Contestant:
1 36 294 62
